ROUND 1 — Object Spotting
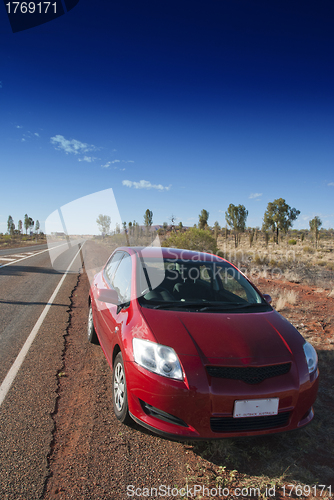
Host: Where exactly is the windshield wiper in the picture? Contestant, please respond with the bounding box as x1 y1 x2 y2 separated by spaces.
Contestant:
199 302 269 312
152 300 218 310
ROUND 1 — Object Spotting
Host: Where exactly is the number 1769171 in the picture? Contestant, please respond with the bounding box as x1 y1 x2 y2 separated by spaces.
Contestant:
6 2 57 14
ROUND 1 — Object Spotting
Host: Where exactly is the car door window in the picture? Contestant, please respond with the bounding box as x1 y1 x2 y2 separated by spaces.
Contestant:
105 251 124 284
112 253 132 304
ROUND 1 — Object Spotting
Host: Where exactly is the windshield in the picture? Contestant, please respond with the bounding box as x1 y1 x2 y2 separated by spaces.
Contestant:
137 258 270 312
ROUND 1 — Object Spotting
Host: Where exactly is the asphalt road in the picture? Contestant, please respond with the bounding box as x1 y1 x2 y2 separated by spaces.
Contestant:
0 244 48 256
0 243 84 500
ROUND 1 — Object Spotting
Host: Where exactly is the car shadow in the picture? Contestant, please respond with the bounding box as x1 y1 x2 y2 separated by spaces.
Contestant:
0 265 63 276
0 299 69 307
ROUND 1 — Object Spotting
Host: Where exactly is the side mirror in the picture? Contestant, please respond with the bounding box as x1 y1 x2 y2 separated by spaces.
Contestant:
263 294 272 304
96 288 119 304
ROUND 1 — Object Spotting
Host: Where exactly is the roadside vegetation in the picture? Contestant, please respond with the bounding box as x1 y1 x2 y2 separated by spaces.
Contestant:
0 213 45 248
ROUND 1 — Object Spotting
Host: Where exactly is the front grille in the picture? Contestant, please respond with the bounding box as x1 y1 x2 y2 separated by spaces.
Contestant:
211 412 290 432
206 363 291 384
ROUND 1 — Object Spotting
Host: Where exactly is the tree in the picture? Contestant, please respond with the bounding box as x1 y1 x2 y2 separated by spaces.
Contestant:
169 214 176 232
18 220 23 234
309 216 322 249
96 214 111 236
213 221 220 242
249 228 255 247
24 214 34 235
144 209 153 232
263 198 300 244
162 222 168 234
178 221 183 232
24 214 29 234
7 215 15 235
198 209 209 230
35 220 40 234
225 204 248 247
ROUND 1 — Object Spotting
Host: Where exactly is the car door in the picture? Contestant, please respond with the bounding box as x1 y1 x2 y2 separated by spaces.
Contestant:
99 252 132 366
94 251 124 353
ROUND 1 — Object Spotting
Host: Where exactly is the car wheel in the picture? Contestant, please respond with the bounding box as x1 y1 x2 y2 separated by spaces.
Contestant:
87 304 99 344
112 352 131 424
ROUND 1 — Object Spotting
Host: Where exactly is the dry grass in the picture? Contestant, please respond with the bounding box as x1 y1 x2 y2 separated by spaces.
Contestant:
274 289 298 311
217 233 334 273
284 270 301 283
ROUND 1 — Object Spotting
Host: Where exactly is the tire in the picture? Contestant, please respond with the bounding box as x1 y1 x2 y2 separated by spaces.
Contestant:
87 304 99 344
112 352 131 424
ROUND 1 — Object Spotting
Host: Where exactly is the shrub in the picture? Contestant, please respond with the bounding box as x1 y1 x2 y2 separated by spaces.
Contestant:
288 239 297 245
252 254 269 265
162 227 217 254
303 245 315 254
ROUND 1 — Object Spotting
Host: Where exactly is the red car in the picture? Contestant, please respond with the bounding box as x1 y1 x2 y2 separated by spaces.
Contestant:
88 246 319 439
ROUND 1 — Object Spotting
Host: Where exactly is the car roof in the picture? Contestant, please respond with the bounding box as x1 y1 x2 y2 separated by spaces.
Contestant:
116 246 224 262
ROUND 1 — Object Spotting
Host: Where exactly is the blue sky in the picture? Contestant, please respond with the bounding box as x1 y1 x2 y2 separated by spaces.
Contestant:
1 0 334 234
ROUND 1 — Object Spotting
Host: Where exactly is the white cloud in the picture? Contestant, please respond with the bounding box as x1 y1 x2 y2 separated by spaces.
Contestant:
16 125 23 129
50 134 97 155
101 162 111 168
111 159 120 163
122 179 171 191
21 131 40 142
78 156 97 163
328 182 334 187
249 193 263 199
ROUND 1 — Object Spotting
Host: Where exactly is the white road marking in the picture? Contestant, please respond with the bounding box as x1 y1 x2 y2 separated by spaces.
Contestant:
0 249 50 268
0 243 70 269
5 254 26 258
0 257 17 261
0 244 84 408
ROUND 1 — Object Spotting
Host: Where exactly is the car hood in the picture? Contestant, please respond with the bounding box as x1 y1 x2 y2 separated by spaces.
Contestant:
140 307 302 365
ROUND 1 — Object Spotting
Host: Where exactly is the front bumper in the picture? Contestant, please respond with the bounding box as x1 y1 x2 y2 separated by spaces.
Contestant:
125 358 319 439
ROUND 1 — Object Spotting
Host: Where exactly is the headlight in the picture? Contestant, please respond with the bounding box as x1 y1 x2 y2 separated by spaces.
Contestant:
133 338 183 381
303 342 318 374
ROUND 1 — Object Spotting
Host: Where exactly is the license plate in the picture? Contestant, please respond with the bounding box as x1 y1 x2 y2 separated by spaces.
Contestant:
233 398 279 418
